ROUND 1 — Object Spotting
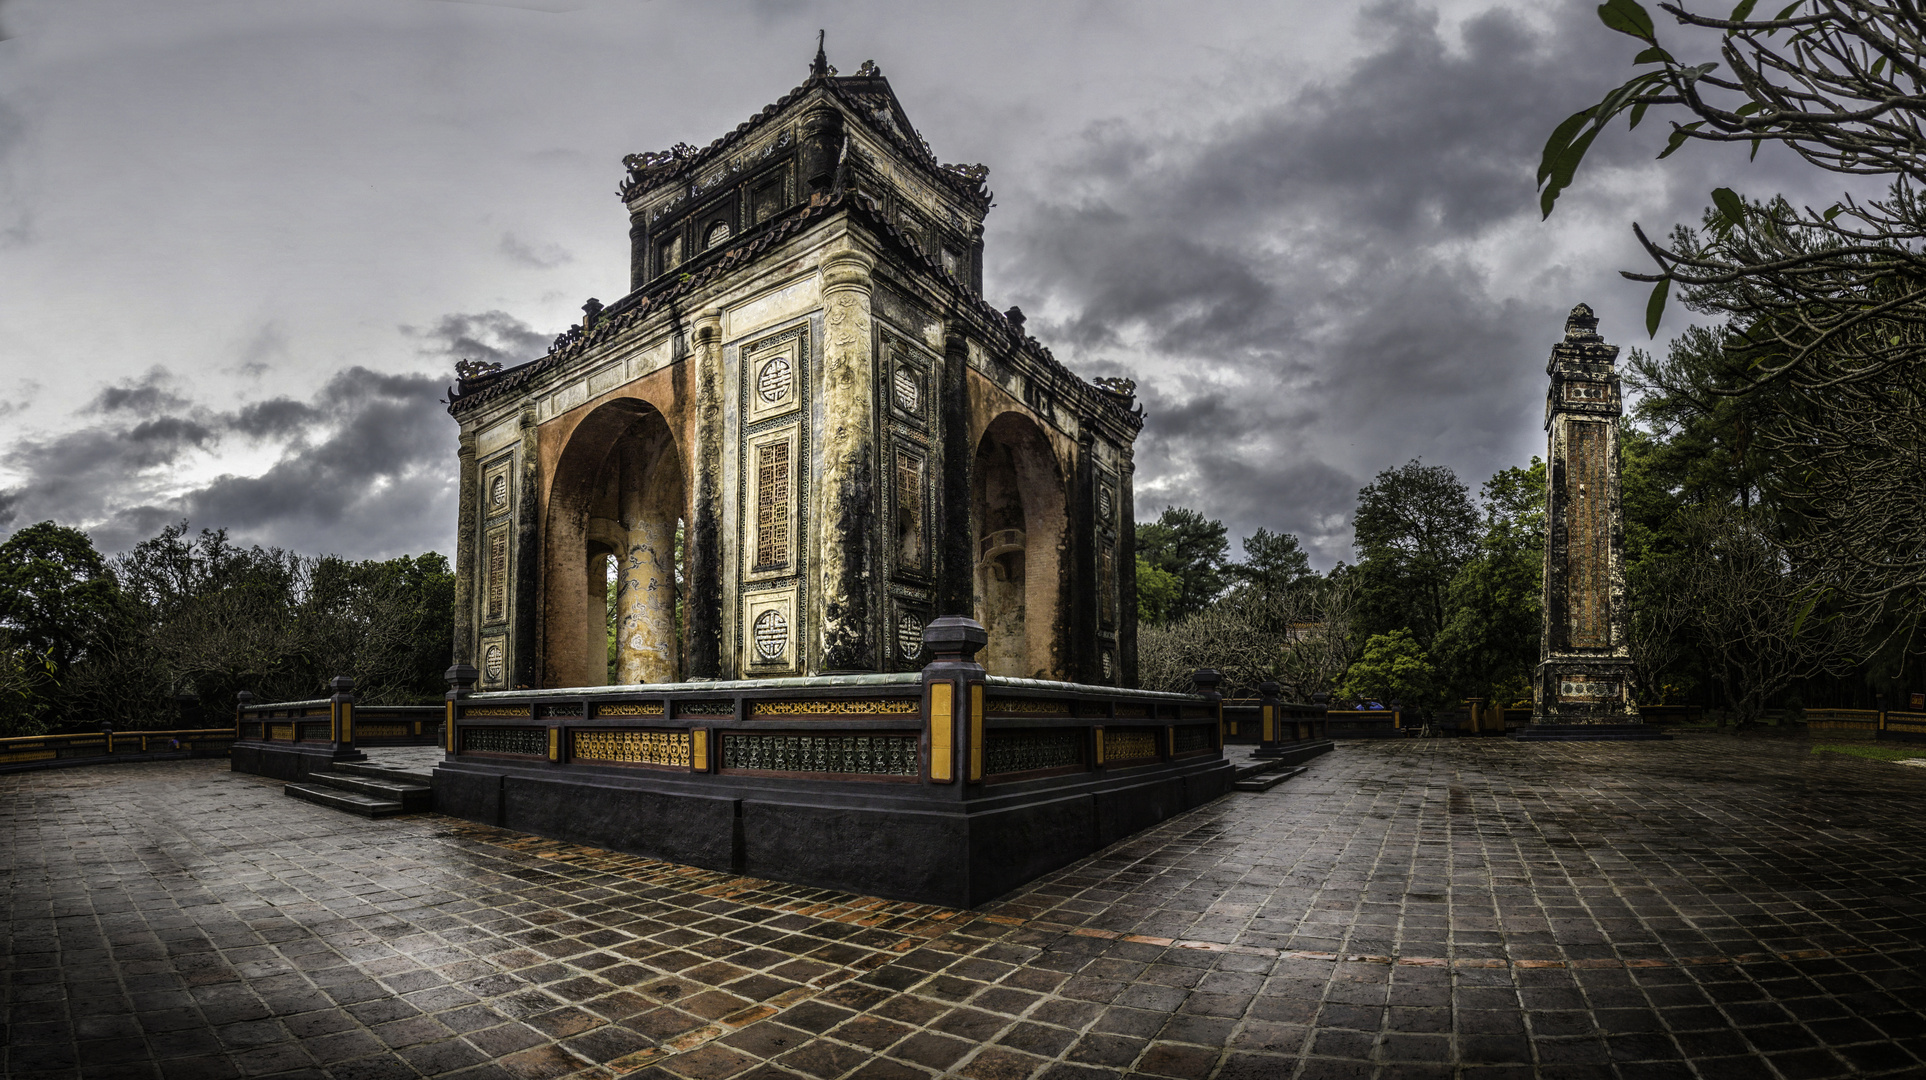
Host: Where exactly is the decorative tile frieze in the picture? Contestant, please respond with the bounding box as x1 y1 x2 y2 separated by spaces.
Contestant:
461 726 547 756
597 702 666 717
1172 724 1214 754
572 729 690 767
721 733 917 775
984 729 1085 774
748 698 919 717
1107 728 1159 761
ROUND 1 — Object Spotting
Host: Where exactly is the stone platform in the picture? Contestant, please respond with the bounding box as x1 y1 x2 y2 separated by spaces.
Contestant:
7 733 1926 1079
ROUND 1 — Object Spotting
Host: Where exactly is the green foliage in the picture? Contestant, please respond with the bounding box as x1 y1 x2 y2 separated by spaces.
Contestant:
1223 528 1314 597
1134 554 1183 625
1351 460 1479 649
1135 507 1228 623
0 520 457 731
1432 459 1546 702
1338 628 1438 710
0 522 121 734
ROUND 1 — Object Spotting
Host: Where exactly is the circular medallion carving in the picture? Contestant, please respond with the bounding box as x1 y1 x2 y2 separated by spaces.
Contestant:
484 643 505 685
753 609 789 661
489 475 508 510
897 614 923 660
756 355 793 403
892 367 919 413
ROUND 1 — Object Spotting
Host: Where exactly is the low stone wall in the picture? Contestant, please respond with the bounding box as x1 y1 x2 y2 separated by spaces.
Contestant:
428 620 1271 907
0 728 236 774
230 680 443 781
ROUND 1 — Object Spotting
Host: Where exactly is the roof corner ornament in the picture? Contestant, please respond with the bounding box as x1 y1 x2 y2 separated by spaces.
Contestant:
1093 377 1136 401
455 358 501 382
856 59 879 77
810 30 837 79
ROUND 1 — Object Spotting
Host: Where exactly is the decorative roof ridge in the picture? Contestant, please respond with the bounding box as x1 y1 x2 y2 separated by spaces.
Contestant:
618 59 990 208
448 194 848 416
450 191 1139 432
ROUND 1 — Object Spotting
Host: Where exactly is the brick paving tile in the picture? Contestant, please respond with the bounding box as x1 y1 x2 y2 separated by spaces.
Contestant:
6 735 1926 1078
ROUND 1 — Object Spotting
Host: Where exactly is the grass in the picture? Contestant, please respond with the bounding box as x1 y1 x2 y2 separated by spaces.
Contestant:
1811 742 1926 764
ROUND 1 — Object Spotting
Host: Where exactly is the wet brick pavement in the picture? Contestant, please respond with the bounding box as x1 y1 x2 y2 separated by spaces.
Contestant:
3 733 1924 1079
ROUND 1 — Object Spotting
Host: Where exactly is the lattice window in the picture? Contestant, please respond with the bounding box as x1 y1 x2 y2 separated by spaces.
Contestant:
755 441 791 569
485 526 509 623
572 729 690 767
298 722 331 741
1107 728 1159 761
1172 724 1215 754
721 733 917 775
461 726 546 756
896 450 924 569
984 729 1085 774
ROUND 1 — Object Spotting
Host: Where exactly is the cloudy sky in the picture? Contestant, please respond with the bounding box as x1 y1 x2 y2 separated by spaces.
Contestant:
0 0 1840 567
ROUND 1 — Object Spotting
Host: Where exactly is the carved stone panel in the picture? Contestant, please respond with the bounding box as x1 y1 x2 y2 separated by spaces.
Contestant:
742 586 801 674
744 325 806 425
1564 420 1610 649
484 523 510 626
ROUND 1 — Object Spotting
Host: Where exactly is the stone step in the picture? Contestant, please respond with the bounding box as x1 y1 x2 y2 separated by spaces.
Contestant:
1233 766 1307 792
301 770 434 811
333 760 437 786
285 783 405 818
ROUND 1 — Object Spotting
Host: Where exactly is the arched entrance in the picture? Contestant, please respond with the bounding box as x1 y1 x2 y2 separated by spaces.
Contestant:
972 413 1066 678
545 400 686 687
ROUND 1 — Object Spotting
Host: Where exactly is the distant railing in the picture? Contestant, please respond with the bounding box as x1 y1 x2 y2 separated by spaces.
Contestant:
234 681 443 752
0 728 237 771
1806 708 1883 731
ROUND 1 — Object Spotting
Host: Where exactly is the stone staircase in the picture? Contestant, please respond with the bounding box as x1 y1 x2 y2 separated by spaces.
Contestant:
285 760 434 818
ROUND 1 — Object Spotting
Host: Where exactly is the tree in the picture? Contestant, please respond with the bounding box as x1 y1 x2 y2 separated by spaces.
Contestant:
1338 628 1439 712
1667 504 1862 728
1542 0 1926 623
1135 507 1229 623
1433 459 1546 701
1134 555 1183 625
1223 528 1314 596
1351 460 1479 648
0 522 119 733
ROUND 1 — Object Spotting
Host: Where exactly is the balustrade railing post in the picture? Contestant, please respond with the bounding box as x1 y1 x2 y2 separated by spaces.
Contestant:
921 616 987 787
236 690 254 740
445 664 478 755
329 675 357 752
1192 669 1224 753
1256 681 1282 753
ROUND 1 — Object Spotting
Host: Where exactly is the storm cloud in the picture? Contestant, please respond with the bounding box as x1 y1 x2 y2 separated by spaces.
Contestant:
0 365 453 557
994 1 1822 564
0 0 1845 565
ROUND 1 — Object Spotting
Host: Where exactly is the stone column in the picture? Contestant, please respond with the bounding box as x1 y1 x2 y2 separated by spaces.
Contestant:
1070 431 1098 683
514 405 541 689
937 329 974 620
453 432 479 667
818 246 877 672
618 440 681 685
584 552 608 687
1118 458 1140 688
685 313 724 679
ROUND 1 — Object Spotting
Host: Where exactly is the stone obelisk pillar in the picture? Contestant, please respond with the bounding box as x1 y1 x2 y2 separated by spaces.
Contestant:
1524 304 1665 740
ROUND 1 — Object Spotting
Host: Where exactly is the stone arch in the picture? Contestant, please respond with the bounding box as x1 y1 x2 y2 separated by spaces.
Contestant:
544 399 687 688
971 412 1067 678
